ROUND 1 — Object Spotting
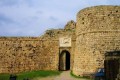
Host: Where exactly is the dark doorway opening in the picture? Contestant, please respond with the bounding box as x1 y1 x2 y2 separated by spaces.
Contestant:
104 51 120 80
59 50 70 71
66 52 70 70
104 59 119 80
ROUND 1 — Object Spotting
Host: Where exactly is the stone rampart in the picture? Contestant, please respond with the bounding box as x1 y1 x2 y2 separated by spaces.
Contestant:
73 5 120 76
0 37 59 73
0 20 76 73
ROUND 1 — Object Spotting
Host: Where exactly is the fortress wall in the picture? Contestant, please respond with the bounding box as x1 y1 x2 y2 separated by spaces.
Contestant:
0 37 59 73
71 36 76 69
0 20 76 73
73 6 120 76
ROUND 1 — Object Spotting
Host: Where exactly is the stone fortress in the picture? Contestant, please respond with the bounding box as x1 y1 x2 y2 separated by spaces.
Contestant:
0 5 120 79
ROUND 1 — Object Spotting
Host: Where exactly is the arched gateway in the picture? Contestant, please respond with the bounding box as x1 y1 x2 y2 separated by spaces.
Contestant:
59 36 71 71
59 50 70 71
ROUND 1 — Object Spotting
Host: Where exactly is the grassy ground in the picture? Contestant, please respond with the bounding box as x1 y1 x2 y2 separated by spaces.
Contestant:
0 73 9 80
0 70 62 80
70 71 93 80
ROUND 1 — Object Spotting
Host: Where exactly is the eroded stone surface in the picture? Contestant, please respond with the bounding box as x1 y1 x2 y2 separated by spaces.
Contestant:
0 20 76 73
73 5 120 76
0 6 120 78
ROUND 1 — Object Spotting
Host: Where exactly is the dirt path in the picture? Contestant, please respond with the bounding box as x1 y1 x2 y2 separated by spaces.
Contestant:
34 71 90 80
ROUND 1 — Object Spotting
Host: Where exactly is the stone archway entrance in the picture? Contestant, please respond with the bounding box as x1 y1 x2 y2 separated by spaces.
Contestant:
59 50 70 71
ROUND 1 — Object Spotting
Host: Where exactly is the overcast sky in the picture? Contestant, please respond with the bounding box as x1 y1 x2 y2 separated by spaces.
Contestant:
0 0 119 36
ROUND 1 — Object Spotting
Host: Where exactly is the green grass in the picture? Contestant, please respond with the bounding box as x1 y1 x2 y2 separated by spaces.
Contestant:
70 71 93 80
0 73 9 80
0 70 62 80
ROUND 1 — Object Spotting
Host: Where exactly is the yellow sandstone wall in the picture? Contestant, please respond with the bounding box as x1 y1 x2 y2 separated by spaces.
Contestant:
0 37 59 73
0 20 76 73
0 5 119 76
73 5 120 76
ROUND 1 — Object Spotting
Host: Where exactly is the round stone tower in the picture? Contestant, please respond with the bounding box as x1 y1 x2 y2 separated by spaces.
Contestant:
73 5 120 76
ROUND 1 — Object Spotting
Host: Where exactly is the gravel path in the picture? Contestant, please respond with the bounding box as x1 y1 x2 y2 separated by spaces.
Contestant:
34 71 90 80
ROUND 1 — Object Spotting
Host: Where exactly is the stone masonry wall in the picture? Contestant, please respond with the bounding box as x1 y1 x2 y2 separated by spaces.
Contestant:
0 20 76 73
1 5 119 76
0 37 59 73
73 6 120 76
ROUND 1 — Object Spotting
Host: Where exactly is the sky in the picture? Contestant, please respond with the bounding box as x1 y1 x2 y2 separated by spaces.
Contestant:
0 0 119 36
